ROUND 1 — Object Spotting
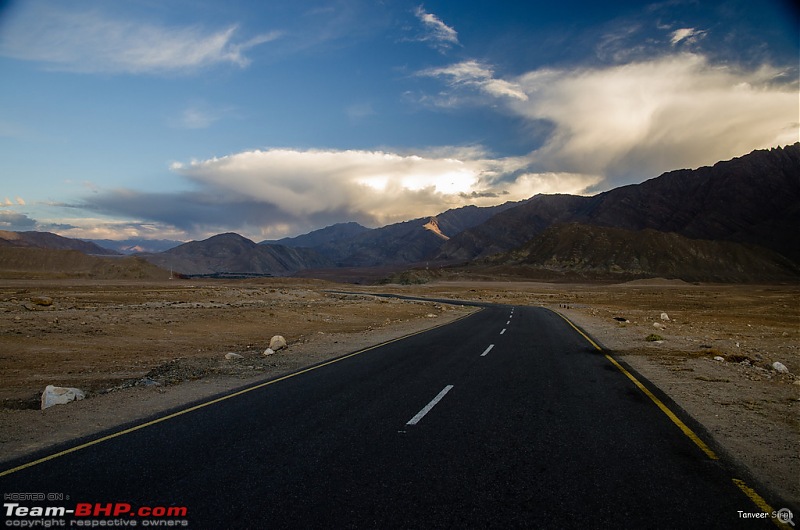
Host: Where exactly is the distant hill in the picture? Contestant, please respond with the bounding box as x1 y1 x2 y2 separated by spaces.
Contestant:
86 238 183 254
438 144 800 264
0 230 120 256
261 222 370 248
0 247 171 280
479 223 800 282
313 202 523 266
139 233 333 276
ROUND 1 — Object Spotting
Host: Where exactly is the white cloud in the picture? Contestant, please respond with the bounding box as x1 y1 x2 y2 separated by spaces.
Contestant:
0 4 281 74
412 6 460 52
508 53 798 182
170 148 596 227
417 60 528 101
419 53 798 185
670 28 707 46
55 219 187 242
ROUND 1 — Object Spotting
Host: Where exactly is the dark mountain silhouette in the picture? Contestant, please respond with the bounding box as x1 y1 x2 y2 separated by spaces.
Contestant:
436 194 589 262
0 230 120 255
438 143 800 264
139 233 333 276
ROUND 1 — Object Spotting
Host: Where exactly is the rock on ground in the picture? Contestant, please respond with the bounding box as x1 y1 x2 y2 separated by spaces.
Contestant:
41 385 85 410
269 335 287 351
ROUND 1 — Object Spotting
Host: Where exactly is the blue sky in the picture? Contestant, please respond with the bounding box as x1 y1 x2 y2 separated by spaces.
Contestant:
1 0 797 242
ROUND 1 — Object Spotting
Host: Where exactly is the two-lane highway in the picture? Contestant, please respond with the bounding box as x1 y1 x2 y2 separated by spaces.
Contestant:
1 302 790 528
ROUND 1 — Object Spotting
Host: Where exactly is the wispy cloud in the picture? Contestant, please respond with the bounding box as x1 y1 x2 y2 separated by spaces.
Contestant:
0 4 281 74
411 6 460 52
509 53 798 184
417 60 528 101
670 28 707 46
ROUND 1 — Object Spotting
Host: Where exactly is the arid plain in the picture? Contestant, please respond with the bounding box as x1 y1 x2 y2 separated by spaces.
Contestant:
0 278 797 504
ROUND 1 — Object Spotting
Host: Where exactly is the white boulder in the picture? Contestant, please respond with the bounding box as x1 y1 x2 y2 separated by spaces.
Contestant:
653 322 666 330
225 352 244 360
660 312 670 321
263 348 275 356
41 385 85 410
269 335 287 351
772 362 789 374
713 356 725 362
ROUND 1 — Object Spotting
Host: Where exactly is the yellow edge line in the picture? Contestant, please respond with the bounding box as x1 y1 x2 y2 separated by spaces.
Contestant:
732 479 789 528
557 310 792 523
1 308 480 478
552 310 718 460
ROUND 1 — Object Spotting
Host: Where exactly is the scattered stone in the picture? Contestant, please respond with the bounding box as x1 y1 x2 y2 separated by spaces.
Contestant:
269 335 287 351
225 352 244 360
138 377 161 387
31 296 54 306
41 385 85 410
772 362 789 374
660 312 670 321
263 348 275 356
426 313 438 318
653 322 666 330
714 356 725 362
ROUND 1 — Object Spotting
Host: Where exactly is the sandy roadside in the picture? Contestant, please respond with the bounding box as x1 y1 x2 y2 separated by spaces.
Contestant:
0 295 475 463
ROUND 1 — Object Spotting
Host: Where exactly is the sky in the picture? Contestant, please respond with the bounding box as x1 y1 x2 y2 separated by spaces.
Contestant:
1 0 798 242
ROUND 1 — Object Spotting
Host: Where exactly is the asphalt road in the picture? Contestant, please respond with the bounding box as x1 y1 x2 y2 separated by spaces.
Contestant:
1 303 792 529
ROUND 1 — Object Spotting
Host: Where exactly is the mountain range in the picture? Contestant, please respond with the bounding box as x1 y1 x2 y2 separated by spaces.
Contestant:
2 143 798 282
438 143 800 264
0 230 120 255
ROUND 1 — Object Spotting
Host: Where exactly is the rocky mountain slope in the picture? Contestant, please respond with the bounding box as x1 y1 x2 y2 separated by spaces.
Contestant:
308 202 522 266
438 143 800 264
479 223 800 282
262 222 370 248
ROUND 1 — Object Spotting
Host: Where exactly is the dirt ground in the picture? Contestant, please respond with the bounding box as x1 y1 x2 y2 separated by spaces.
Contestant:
1 278 797 505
